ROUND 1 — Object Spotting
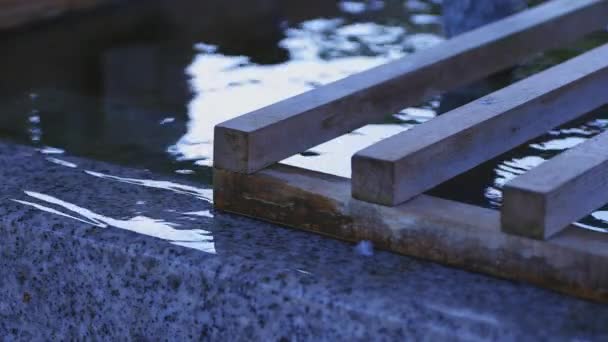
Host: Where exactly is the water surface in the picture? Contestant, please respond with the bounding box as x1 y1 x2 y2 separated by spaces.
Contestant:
1 0 608 231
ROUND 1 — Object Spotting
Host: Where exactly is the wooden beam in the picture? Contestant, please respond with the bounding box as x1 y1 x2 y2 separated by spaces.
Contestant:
502 131 608 240
214 164 608 303
351 43 608 206
214 0 608 174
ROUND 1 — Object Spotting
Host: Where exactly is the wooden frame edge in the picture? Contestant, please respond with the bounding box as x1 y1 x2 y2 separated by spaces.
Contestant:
214 164 608 303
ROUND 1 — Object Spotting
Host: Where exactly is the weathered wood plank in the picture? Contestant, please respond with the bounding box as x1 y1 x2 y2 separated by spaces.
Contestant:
351 43 608 206
214 164 608 303
502 131 608 239
214 0 608 174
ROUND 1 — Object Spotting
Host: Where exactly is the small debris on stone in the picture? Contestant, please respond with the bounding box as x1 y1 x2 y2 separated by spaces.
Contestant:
354 240 374 256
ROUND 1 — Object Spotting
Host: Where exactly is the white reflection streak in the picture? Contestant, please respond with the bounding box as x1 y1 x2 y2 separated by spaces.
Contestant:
12 191 216 254
574 212 608 233
12 199 105 227
183 210 214 218
573 222 607 233
46 157 78 168
38 146 65 155
282 123 412 177
84 170 213 202
530 137 587 151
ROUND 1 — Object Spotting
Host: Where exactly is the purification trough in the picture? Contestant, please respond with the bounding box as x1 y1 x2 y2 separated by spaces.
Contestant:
214 0 608 302
3 0 608 339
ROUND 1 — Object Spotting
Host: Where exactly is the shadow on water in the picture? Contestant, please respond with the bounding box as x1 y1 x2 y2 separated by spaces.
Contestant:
0 0 320 180
0 0 442 182
1 0 608 230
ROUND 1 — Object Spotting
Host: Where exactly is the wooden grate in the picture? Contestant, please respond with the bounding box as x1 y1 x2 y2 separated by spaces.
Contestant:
213 0 608 302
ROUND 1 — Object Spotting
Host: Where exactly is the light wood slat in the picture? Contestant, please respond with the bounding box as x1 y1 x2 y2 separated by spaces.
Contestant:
214 0 608 174
502 130 608 239
351 43 608 206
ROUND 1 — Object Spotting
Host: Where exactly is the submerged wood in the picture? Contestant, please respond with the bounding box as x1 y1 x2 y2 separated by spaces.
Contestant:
214 164 608 303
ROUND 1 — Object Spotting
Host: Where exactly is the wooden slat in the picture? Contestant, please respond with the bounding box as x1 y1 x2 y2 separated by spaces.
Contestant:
214 164 608 303
351 43 608 206
214 0 608 174
502 131 608 239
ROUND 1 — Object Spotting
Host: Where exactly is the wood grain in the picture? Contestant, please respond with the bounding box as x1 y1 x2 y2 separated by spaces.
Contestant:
214 164 608 303
214 0 608 174
502 130 608 239
352 43 608 205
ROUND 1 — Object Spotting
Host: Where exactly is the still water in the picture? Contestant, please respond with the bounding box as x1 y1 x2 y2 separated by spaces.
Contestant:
1 0 607 231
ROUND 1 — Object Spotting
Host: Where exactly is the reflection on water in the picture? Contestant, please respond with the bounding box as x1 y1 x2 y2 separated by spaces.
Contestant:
39 146 66 155
283 124 413 177
1 0 608 231
84 170 213 203
479 116 608 208
469 113 608 231
46 157 78 168
170 16 443 169
12 191 216 254
0 0 442 176
183 210 214 218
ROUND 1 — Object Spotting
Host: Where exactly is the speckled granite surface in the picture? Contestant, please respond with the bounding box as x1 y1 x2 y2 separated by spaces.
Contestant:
1 141 607 341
